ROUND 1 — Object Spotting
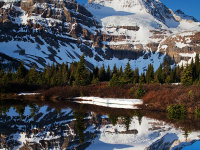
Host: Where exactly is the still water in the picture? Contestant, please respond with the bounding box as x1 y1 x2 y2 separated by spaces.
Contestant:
0 99 200 150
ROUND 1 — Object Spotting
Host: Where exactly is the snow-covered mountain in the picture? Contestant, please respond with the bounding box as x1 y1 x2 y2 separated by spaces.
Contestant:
0 0 199 72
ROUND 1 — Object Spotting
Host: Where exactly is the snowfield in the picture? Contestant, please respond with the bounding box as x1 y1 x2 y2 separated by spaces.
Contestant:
74 96 143 109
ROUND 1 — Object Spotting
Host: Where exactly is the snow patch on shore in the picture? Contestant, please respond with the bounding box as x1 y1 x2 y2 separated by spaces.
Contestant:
73 97 143 109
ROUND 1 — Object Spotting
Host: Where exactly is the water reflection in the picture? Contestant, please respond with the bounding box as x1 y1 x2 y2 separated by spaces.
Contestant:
0 99 200 149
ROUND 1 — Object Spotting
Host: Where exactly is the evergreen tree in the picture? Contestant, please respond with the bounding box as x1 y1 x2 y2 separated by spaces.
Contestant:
17 61 26 79
0 69 4 78
146 64 154 83
135 82 145 99
50 74 57 86
12 72 17 81
1 70 12 84
57 68 63 86
154 63 164 83
73 111 87 144
69 74 75 85
123 116 131 131
98 64 106 82
163 59 170 78
73 54 90 86
135 110 143 125
176 64 182 83
190 57 195 81
44 64 51 84
165 75 171 84
26 66 38 84
62 62 69 84
112 64 118 77
139 73 146 83
134 67 139 83
109 73 119 87
92 75 99 84
106 65 111 81
119 65 123 77
181 65 193 86
108 114 119 126
124 61 133 83
93 66 99 78
36 72 43 85
51 63 55 77
195 53 199 79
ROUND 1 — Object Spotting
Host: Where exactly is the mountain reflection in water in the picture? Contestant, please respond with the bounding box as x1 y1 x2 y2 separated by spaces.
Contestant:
1 99 200 150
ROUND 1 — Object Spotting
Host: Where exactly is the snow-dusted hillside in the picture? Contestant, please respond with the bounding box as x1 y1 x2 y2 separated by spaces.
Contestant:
0 0 199 73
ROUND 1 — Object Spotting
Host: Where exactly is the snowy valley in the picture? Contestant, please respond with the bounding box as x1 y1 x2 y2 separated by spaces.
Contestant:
0 0 199 73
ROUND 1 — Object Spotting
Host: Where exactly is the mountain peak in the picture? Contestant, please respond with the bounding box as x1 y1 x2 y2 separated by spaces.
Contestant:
175 9 185 15
175 9 198 22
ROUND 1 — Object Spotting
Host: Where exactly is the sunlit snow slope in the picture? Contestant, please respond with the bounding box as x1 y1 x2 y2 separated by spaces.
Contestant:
0 0 199 72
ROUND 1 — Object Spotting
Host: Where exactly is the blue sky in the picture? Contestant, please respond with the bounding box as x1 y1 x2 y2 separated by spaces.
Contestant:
76 0 200 20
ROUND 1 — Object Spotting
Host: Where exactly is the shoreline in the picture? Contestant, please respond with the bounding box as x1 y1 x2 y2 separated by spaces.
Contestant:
1 82 200 113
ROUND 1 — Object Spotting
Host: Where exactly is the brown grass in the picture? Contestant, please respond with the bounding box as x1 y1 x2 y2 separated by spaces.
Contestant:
141 84 200 113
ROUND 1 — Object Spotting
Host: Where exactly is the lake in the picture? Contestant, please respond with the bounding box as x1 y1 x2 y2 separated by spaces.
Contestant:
0 99 200 150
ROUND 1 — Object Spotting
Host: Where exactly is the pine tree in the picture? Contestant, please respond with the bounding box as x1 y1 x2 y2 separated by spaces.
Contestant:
119 65 123 77
74 111 87 144
44 64 51 84
124 61 133 83
57 68 63 86
154 63 164 83
62 62 69 84
92 75 99 84
112 64 117 77
146 63 154 83
0 69 4 78
93 66 99 78
190 57 195 81
176 64 182 83
134 67 139 83
26 66 38 84
98 64 106 82
195 53 199 79
139 73 146 83
163 59 170 78
1 70 12 84
17 61 26 80
73 54 90 86
169 68 176 83
106 65 111 81
50 72 57 87
135 82 145 99
181 65 193 86
109 73 119 87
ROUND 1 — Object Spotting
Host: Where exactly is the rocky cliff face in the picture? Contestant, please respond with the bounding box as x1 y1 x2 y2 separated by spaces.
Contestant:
0 0 199 72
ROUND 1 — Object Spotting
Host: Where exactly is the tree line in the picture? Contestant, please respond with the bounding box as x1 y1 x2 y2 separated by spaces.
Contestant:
0 54 200 87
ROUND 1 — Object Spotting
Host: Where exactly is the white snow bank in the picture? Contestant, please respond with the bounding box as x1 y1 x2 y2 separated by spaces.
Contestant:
18 93 41 96
74 97 143 105
73 97 143 109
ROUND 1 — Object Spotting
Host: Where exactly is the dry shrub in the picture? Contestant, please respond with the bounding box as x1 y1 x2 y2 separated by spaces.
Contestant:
42 82 137 99
141 84 200 112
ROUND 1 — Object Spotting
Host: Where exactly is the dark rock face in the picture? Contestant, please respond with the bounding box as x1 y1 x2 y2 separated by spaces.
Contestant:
159 32 200 64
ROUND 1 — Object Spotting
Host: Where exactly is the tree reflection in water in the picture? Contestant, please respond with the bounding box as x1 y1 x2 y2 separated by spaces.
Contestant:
73 111 87 144
135 110 143 125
